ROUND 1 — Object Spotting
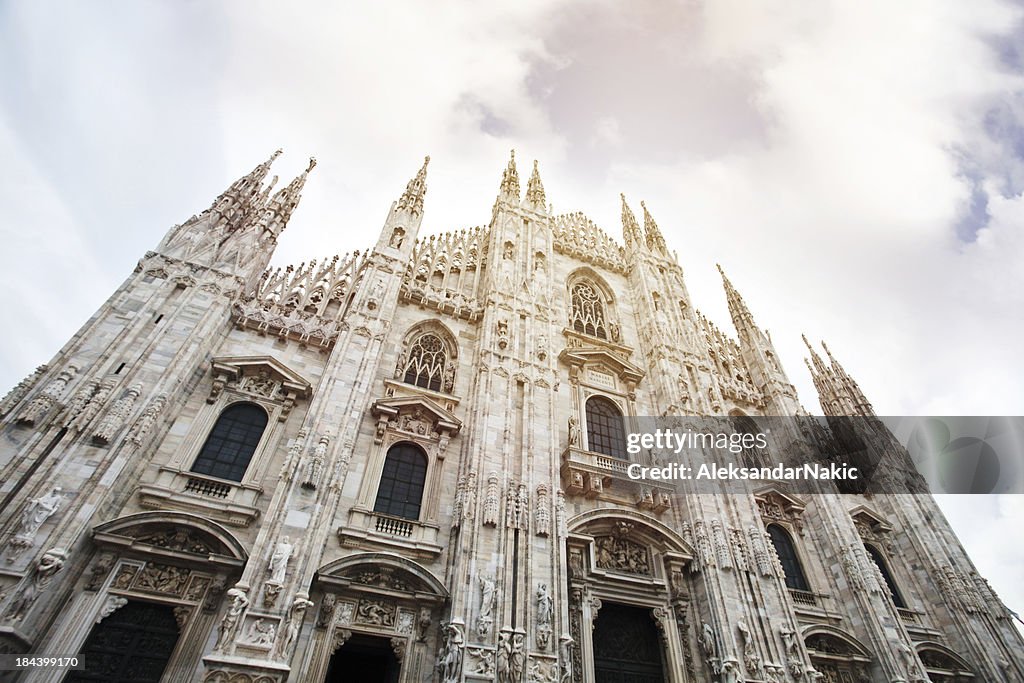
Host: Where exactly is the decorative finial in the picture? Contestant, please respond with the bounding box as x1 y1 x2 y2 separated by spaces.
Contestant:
307 157 317 172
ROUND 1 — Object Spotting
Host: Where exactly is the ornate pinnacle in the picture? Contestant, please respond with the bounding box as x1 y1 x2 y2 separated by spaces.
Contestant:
641 201 666 253
525 159 546 207
620 194 642 246
398 156 430 216
500 149 520 199
717 264 758 335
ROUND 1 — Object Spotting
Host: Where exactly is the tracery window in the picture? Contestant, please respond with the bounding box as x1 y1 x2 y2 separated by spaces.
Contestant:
865 544 907 608
373 443 428 520
585 396 627 459
401 333 450 392
190 402 268 482
767 524 810 591
570 282 608 339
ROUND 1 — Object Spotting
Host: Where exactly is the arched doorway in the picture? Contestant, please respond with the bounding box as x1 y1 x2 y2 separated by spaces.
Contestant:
325 633 400 683
66 599 180 683
592 602 666 683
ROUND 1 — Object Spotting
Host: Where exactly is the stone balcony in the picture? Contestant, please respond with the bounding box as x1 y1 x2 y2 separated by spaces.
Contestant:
338 507 443 559
137 467 262 527
560 446 672 513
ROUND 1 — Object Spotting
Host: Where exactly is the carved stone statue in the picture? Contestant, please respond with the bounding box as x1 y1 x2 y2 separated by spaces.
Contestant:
477 574 495 637
215 588 249 652
275 596 313 660
781 624 800 657
3 547 67 621
700 621 717 657
267 537 293 585
536 583 553 626
245 617 276 645
417 606 432 642
11 487 63 549
438 621 465 683
568 417 581 447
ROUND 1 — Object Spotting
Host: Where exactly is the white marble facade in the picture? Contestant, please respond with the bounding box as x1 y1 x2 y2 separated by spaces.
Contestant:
0 151 1020 683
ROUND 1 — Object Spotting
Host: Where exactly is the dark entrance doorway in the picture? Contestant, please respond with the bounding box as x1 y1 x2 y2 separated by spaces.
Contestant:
592 602 666 683
66 599 181 683
325 633 400 683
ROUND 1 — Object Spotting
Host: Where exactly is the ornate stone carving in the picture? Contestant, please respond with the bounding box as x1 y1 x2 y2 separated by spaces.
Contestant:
3 548 67 622
737 620 761 676
266 537 292 586
711 520 732 569
134 563 190 595
477 574 496 637
127 394 166 446
96 595 128 623
203 575 227 613
17 365 77 426
568 417 581 447
506 482 528 529
274 596 313 660
6 487 63 558
437 621 465 683
0 364 46 418
417 606 432 642
535 484 551 537
355 598 396 627
536 582 553 650
468 647 495 675
133 527 215 554
315 594 336 629
214 587 249 653
243 617 277 647
483 472 500 526
93 382 142 444
497 630 526 683
85 552 116 591
302 430 331 490
594 533 651 575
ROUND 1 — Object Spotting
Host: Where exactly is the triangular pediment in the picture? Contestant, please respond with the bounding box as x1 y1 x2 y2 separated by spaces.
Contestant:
559 347 645 385
371 395 462 435
848 505 892 532
754 486 807 513
212 355 312 396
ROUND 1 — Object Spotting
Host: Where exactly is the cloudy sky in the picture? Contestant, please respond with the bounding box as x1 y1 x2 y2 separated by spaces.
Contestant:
1 0 1022 632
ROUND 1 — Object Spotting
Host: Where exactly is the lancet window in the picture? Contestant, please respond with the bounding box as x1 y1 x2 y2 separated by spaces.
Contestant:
398 325 457 394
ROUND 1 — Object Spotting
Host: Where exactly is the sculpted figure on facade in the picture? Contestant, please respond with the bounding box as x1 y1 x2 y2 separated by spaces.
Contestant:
267 536 293 585
477 574 496 637
214 587 249 653
3 547 67 621
438 621 465 683
568 416 581 447
7 487 63 556
275 596 314 660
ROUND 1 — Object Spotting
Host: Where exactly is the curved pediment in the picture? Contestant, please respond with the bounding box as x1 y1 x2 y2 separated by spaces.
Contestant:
316 552 448 602
568 509 693 559
92 511 248 565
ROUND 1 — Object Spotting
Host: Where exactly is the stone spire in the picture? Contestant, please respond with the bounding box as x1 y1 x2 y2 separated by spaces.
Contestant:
258 157 317 238
524 159 546 208
397 155 430 216
499 149 521 200
621 193 643 248
717 264 758 337
206 148 283 232
803 335 873 416
641 201 667 254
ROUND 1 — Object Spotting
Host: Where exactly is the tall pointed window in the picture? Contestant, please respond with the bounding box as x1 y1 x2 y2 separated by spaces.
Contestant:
374 443 428 520
401 332 450 393
191 402 268 482
570 282 608 339
865 544 907 608
585 396 627 459
767 524 810 591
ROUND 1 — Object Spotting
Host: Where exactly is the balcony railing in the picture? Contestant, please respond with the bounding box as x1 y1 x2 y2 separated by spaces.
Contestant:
374 513 414 538
789 589 818 606
184 476 232 499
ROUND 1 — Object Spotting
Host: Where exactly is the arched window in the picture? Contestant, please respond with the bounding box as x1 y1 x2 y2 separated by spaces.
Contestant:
191 402 268 482
70 599 180 683
570 282 608 339
585 396 627 459
767 524 810 591
401 332 451 393
865 544 907 608
374 443 428 520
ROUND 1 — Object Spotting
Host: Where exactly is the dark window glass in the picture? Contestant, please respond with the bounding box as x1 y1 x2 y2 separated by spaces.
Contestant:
767 524 810 591
191 402 268 482
374 444 428 520
585 396 627 460
865 544 907 608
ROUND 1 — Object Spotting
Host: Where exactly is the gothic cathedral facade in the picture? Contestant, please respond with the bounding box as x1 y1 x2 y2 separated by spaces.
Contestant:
0 151 1020 683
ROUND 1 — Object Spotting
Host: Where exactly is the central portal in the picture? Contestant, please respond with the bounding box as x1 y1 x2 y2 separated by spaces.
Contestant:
592 602 666 683
325 633 400 683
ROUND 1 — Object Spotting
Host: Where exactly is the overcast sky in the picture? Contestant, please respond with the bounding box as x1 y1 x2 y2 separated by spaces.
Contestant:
1 0 1022 633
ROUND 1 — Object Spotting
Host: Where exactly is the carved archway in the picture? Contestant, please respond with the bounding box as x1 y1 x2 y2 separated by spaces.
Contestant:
566 510 695 683
801 626 872 681
916 642 975 682
302 553 449 683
